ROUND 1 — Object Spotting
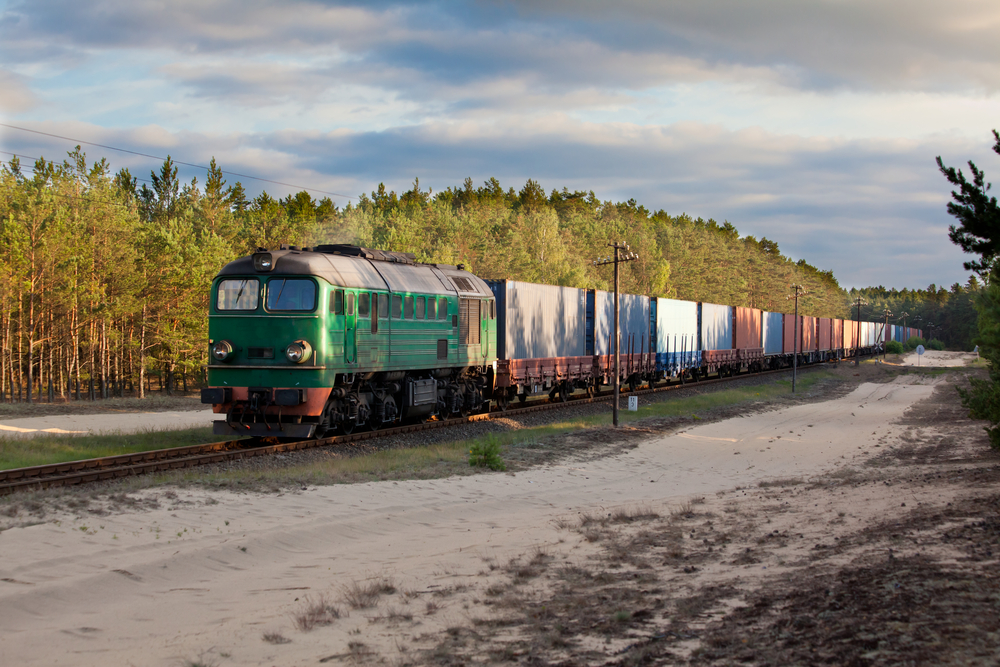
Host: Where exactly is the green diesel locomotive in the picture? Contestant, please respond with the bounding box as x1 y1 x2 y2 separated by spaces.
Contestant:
201 245 498 438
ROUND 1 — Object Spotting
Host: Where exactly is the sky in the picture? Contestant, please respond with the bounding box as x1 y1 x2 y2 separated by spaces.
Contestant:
1 0 999 290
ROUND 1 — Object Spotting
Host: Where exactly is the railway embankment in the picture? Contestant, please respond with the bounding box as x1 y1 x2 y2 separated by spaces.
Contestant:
0 354 994 665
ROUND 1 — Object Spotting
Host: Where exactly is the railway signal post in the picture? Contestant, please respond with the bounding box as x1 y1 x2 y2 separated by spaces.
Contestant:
595 243 639 427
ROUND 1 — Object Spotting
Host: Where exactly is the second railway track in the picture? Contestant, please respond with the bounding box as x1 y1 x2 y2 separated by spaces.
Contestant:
0 363 823 495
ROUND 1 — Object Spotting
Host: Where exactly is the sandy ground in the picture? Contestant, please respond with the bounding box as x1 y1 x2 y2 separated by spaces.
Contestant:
899 349 977 367
0 409 215 438
0 368 973 666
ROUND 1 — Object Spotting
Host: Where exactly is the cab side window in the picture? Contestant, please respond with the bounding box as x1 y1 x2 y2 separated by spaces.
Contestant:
427 297 436 320
358 293 370 318
415 296 425 319
404 296 414 319
438 297 448 319
392 294 402 319
378 293 389 318
331 290 344 314
347 293 355 315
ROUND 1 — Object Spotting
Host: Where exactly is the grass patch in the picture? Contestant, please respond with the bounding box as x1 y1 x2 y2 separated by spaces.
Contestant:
341 575 397 609
468 434 506 471
292 594 342 631
0 427 225 471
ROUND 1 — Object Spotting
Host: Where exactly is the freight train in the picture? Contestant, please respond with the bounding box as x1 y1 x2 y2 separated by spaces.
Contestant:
202 244 920 438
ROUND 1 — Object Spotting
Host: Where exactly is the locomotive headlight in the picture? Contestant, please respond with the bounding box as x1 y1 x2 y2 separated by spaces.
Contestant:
211 340 234 362
285 340 312 364
253 253 273 271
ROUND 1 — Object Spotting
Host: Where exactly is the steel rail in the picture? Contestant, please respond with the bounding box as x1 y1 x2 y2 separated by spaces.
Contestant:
0 362 826 495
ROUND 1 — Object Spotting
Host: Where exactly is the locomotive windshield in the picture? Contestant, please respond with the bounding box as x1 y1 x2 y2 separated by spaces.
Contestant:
216 278 259 311
266 278 316 311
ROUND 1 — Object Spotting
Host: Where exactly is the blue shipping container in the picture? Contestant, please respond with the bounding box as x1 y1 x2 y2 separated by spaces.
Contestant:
762 311 783 355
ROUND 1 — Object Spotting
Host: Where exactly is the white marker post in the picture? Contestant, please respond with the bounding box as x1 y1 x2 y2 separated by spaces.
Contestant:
628 396 638 412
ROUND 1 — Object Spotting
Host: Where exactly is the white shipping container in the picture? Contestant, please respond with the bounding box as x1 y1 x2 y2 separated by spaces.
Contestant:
487 280 587 359
655 298 699 354
701 302 733 351
595 291 650 355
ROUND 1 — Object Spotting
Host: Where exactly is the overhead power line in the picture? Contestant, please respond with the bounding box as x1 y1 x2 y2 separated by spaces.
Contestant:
0 122 353 200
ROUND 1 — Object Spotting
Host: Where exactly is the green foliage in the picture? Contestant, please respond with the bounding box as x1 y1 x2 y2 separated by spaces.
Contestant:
927 339 945 351
850 280 980 351
885 340 904 354
0 159 857 403
468 435 506 471
936 130 1000 276
906 336 926 350
940 132 1000 449
322 178 849 314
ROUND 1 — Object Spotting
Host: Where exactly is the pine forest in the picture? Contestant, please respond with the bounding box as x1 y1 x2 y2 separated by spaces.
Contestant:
0 150 978 402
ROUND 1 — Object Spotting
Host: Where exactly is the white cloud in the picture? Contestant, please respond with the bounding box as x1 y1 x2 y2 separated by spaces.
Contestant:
0 68 37 112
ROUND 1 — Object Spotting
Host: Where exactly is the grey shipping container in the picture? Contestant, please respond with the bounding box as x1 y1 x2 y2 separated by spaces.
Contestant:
762 311 783 355
700 302 733 351
595 290 650 355
486 280 587 360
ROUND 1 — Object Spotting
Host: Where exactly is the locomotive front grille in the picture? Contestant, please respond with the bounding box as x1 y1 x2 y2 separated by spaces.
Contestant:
248 347 275 359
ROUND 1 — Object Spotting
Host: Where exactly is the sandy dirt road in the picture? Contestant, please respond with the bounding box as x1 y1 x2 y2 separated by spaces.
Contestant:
0 409 215 438
0 371 952 666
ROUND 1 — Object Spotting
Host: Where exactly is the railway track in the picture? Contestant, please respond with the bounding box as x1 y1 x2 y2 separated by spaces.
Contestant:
0 364 821 495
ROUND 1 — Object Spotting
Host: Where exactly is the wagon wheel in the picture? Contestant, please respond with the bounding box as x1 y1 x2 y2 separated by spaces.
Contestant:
496 392 510 412
585 383 595 399
559 383 569 403
628 376 639 393
518 392 527 404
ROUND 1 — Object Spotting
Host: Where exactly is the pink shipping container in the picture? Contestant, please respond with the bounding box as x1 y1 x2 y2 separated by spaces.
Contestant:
832 319 844 350
734 307 762 349
818 318 832 351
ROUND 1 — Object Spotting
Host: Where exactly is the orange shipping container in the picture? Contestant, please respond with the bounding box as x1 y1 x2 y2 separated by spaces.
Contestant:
832 319 844 350
734 307 762 349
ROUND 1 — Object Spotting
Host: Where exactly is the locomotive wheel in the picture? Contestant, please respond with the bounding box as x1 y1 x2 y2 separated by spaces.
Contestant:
340 419 355 435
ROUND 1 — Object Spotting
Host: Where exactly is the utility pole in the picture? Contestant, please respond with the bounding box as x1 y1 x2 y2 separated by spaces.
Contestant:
881 307 893 362
787 284 805 393
852 295 868 366
595 242 639 427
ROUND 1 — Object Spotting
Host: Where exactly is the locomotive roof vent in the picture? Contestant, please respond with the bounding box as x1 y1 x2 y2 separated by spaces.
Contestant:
313 244 417 265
